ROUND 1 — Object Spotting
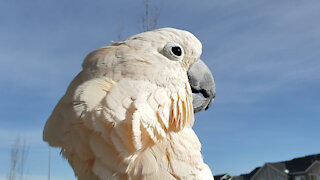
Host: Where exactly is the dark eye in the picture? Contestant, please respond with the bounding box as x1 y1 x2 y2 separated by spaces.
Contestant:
162 42 184 61
171 46 182 56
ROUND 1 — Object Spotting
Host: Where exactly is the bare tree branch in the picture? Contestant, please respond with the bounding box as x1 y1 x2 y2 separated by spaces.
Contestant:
117 23 124 41
8 137 28 180
8 139 19 180
18 139 28 180
141 0 159 32
48 147 51 180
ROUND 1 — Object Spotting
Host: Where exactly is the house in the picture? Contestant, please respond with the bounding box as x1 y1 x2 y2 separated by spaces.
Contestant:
214 173 233 180
230 167 261 180
214 154 320 180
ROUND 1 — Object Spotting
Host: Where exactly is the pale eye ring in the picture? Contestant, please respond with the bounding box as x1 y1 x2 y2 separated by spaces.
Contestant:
162 42 184 61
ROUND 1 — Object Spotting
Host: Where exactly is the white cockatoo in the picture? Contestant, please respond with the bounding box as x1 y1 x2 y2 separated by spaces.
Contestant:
43 28 216 180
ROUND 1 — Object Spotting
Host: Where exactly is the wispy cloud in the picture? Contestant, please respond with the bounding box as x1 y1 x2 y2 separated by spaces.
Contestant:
1 0 320 177
197 0 320 105
0 128 44 148
0 174 72 180
0 128 75 180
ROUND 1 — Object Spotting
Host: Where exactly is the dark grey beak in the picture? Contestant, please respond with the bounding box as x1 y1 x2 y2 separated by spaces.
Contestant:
187 59 216 113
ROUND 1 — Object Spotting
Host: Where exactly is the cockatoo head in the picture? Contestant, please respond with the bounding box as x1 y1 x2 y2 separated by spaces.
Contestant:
83 28 215 112
127 28 203 68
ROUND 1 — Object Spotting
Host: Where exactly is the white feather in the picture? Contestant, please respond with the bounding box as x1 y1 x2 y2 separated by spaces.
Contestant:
43 28 213 180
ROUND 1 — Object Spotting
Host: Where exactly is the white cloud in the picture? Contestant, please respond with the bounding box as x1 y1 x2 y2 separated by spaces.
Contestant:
0 174 75 180
200 0 320 106
0 128 44 148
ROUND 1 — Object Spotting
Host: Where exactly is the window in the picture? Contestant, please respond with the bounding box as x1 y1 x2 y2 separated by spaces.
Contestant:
295 176 306 180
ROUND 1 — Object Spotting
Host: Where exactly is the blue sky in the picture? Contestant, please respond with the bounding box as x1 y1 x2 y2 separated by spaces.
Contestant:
1 0 320 179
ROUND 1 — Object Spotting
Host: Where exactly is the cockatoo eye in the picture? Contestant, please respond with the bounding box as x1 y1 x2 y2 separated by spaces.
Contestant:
171 46 182 56
162 42 184 61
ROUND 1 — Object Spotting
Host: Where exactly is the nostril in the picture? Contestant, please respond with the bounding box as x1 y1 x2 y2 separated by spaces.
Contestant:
190 85 201 94
200 89 213 98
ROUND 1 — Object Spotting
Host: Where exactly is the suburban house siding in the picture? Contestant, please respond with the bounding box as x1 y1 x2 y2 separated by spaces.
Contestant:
251 164 287 180
306 161 320 180
288 174 307 180
214 154 320 180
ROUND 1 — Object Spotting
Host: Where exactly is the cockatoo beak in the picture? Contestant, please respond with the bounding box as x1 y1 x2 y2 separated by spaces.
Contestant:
187 59 216 113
